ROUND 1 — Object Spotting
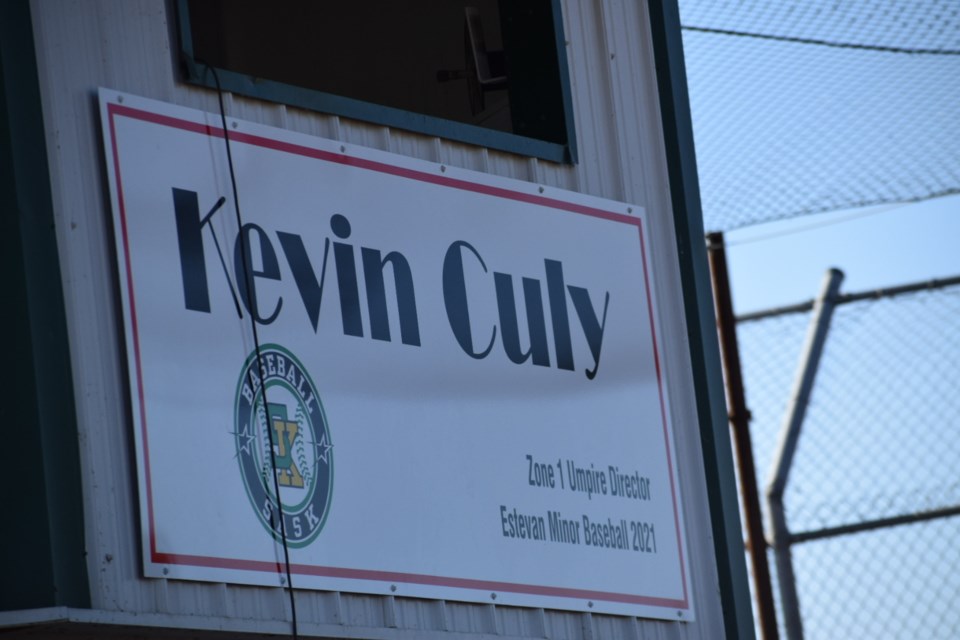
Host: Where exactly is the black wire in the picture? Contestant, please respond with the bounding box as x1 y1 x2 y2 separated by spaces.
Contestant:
681 24 960 56
201 61 299 640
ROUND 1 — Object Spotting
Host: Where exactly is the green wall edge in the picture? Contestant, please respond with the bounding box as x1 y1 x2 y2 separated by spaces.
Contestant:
646 1 756 638
0 0 90 612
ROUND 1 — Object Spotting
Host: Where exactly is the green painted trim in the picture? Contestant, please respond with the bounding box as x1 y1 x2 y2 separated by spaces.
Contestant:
550 0 578 164
0 0 90 611
174 0 577 165
646 1 755 637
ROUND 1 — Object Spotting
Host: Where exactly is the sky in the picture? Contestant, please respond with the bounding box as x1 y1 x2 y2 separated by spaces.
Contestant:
722 193 960 315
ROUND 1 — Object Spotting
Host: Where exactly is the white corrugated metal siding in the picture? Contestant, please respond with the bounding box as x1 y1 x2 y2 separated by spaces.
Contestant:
31 0 726 637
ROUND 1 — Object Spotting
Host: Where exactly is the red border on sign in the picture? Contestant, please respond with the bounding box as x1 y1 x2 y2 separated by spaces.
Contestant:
106 101 689 611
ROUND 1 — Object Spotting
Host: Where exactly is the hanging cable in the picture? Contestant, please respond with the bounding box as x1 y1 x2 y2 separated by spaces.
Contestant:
201 61 300 640
681 24 960 56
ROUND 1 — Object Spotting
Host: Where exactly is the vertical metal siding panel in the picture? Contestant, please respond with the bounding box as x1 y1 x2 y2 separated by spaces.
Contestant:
31 0 158 616
541 609 587 640
392 597 447 632
444 602 497 635
92 0 176 102
602 0 684 222
560 0 624 201
485 149 538 185
338 119 393 155
591 613 630 640
496 605 547 638
596 0 649 206
293 588 344 626
339 593 387 628
227 96 291 130
281 106 343 144
436 139 490 174
538 159 581 192
388 133 439 166
239 95 287 128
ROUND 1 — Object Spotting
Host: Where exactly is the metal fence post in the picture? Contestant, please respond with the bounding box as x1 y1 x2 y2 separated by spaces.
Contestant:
707 232 780 640
766 269 844 640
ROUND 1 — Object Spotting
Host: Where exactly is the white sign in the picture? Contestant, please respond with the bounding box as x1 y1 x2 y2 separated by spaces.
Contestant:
99 90 692 620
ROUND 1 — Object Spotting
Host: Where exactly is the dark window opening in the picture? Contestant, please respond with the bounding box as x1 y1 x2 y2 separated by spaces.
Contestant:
178 0 576 162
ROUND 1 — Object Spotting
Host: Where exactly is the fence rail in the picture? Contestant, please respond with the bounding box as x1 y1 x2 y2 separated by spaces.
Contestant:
737 275 960 323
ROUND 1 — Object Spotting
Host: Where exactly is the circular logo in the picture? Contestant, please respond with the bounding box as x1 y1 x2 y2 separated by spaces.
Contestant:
233 344 333 547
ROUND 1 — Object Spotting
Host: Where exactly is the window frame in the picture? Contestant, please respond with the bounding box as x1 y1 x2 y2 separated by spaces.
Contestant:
174 0 578 164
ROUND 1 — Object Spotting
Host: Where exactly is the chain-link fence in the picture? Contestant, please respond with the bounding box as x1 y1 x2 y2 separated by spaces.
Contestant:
678 0 960 231
679 1 960 635
735 275 960 639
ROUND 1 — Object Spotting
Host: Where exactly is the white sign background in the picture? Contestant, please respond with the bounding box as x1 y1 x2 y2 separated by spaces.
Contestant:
99 90 693 620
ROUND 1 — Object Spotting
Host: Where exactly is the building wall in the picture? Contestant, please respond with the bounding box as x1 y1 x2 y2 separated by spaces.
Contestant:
30 0 726 637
